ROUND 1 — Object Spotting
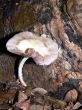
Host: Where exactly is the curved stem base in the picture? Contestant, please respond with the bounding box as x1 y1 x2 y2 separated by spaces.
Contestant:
18 57 28 87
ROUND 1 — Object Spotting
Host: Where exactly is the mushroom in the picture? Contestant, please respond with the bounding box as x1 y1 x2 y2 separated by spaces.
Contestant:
6 31 58 87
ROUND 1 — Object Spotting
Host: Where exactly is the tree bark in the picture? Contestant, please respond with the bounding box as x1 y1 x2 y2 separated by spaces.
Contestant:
0 0 82 109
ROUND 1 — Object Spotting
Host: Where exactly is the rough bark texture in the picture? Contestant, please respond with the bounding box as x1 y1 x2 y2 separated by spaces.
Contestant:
0 0 82 109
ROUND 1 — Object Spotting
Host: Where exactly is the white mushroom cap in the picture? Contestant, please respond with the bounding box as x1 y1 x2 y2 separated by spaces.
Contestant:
6 31 58 65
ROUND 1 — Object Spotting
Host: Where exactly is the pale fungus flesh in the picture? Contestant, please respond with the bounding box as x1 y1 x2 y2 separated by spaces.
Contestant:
6 31 59 86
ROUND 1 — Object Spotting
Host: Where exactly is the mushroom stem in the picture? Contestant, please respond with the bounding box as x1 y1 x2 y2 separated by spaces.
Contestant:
18 57 28 87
